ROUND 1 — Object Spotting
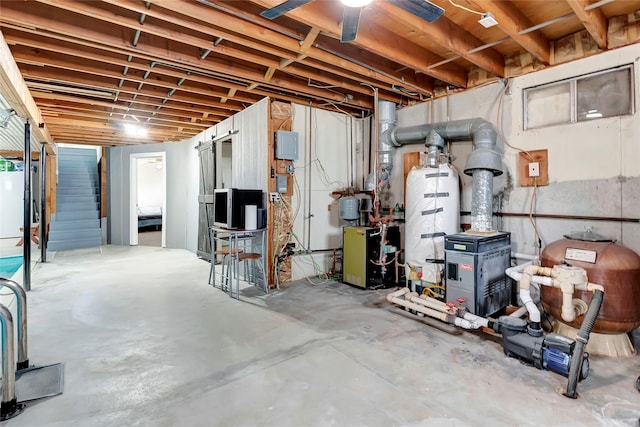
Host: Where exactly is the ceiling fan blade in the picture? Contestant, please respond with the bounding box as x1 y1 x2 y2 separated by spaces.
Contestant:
260 0 315 20
341 6 362 43
385 0 444 23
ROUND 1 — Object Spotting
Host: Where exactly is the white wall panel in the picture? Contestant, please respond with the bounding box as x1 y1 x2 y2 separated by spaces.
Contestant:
289 103 369 280
232 98 268 190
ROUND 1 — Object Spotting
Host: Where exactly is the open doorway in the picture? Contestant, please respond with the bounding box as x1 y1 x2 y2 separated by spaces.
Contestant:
129 152 166 247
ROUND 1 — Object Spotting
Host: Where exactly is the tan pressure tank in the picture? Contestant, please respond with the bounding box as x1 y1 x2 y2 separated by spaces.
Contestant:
540 231 640 356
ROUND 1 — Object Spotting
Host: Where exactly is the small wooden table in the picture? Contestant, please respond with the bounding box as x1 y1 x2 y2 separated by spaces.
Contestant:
16 224 39 246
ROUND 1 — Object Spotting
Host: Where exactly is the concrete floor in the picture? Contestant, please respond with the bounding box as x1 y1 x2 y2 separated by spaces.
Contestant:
1 244 639 426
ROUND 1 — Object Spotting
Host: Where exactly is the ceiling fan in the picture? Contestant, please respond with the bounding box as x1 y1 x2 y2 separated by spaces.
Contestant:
260 0 445 43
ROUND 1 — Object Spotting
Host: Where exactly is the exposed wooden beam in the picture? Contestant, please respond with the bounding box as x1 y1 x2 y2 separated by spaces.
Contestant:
0 31 54 151
252 0 468 87
220 88 237 104
566 0 608 49
470 0 551 64
300 27 321 52
151 0 433 95
86 0 405 100
1 3 372 110
0 150 40 159
264 67 277 81
374 1 505 78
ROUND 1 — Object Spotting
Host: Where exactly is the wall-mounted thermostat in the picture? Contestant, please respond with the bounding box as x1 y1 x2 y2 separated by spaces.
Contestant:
276 130 298 160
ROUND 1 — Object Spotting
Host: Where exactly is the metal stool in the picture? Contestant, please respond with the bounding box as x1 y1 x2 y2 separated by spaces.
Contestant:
231 252 268 299
209 247 243 292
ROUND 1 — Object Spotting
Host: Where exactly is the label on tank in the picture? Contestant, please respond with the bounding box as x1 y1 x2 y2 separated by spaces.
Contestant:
565 248 597 263
460 264 473 271
454 244 466 250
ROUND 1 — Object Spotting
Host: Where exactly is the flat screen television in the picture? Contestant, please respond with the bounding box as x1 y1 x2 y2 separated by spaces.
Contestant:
213 188 264 229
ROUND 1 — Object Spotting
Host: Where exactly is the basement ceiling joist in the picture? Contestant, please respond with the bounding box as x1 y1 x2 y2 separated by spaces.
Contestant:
1 0 639 147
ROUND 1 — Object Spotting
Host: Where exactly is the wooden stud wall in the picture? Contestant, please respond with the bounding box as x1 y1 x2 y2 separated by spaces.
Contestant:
268 100 294 287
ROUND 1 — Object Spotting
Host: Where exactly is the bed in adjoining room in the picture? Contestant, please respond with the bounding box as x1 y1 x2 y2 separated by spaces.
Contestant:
137 206 162 231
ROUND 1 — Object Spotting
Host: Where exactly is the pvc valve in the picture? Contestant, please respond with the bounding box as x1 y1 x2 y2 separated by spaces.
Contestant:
417 272 423 279
445 302 456 310
456 297 466 304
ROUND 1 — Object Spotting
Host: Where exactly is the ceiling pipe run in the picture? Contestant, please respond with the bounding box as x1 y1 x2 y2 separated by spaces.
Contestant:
377 106 503 232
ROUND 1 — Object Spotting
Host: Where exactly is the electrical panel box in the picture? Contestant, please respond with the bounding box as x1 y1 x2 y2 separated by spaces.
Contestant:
445 232 512 317
343 226 400 289
276 130 298 160
276 175 288 193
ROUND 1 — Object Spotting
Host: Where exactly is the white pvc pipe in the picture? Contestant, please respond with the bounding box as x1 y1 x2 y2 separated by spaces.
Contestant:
389 295 449 322
561 291 576 322
463 312 489 328
453 317 476 329
509 305 529 318
387 289 484 330
410 295 449 311
519 288 541 323
505 261 531 281
506 262 553 286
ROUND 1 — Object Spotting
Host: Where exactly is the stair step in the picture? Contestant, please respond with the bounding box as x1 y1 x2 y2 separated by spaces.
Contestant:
57 195 99 204
49 219 100 231
54 211 100 221
57 165 98 175
58 161 97 169
58 147 98 157
56 187 98 196
58 172 98 180
47 237 101 252
57 202 100 212
49 228 101 241
57 179 99 188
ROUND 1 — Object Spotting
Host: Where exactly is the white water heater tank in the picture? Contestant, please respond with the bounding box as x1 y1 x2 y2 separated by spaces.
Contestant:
405 163 460 283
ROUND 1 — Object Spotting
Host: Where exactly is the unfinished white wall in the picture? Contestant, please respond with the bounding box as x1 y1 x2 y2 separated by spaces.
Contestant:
289 104 370 280
0 171 23 238
107 98 269 254
108 133 203 251
136 158 164 209
391 43 640 256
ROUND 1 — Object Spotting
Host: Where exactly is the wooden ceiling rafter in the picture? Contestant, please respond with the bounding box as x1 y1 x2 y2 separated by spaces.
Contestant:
143 0 433 96
0 4 375 111
374 1 505 78
37 0 404 104
469 0 551 63
566 0 608 49
250 0 469 87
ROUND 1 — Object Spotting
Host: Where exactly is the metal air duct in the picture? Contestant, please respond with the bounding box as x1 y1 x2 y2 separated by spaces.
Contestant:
378 115 503 232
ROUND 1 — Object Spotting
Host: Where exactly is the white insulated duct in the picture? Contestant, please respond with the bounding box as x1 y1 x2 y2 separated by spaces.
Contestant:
373 105 503 232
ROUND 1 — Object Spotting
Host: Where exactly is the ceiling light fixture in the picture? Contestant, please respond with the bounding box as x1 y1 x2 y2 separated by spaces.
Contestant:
478 12 498 28
124 123 148 138
340 0 372 7
448 0 499 28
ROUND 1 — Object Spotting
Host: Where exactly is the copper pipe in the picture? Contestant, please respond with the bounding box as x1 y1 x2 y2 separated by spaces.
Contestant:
460 211 639 223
